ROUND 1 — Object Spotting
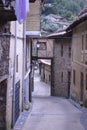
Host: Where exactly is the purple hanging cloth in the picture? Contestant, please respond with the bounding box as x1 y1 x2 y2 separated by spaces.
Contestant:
15 0 29 24
20 0 26 22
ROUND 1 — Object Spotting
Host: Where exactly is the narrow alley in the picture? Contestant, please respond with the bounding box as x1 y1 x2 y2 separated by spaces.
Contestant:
14 69 87 130
32 69 50 97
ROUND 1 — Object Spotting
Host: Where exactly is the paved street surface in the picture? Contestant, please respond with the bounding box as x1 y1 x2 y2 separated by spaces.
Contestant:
14 69 87 130
22 96 84 130
32 69 50 97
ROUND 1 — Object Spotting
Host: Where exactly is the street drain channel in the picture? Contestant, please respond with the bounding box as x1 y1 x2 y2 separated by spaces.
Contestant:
31 113 44 117
31 113 66 117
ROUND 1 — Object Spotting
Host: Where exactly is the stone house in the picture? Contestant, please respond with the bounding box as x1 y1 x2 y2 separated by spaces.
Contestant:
32 37 53 58
40 59 51 85
0 11 25 130
0 1 16 130
66 8 87 106
0 0 36 129
0 22 11 130
8 21 24 129
48 30 72 98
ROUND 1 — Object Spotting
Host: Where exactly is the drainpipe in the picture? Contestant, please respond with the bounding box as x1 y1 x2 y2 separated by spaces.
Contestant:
23 21 29 110
12 21 17 127
22 21 26 111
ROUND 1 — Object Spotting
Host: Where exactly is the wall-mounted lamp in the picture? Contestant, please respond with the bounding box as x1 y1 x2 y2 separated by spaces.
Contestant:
36 41 40 56
36 41 40 48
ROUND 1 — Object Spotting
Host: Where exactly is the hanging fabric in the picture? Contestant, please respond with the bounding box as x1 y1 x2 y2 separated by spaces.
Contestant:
15 0 29 24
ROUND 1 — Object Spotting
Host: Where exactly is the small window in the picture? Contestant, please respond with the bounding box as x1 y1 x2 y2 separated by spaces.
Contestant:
80 72 84 101
73 70 75 85
81 72 84 87
69 46 71 58
61 72 63 82
61 44 63 57
39 42 46 50
68 71 71 83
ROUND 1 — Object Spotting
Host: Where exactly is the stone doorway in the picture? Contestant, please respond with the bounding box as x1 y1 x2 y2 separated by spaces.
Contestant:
0 79 7 130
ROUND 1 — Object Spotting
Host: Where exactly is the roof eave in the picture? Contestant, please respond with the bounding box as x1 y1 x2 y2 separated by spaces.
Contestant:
66 14 87 31
47 30 72 39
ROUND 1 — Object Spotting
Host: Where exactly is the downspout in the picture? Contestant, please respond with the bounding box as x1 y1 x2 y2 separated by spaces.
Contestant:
29 38 33 102
12 21 17 127
22 21 26 111
23 21 30 110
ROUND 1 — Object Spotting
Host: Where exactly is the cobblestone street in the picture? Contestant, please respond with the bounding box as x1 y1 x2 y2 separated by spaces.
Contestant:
14 70 87 130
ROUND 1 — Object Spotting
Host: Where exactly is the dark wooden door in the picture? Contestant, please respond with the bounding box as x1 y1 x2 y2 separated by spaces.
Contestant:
68 71 71 98
80 72 84 101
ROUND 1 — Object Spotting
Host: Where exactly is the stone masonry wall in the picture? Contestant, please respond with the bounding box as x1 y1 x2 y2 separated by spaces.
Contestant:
53 38 72 97
0 23 10 81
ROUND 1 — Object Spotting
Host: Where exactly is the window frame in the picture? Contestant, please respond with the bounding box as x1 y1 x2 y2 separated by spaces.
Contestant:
61 44 63 57
39 42 47 50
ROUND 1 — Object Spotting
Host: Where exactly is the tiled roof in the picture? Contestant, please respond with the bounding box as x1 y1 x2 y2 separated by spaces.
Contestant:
66 7 87 31
78 7 87 17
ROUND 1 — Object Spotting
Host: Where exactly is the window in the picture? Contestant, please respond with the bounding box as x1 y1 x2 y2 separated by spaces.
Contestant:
82 35 84 50
61 72 63 82
80 72 84 87
68 71 71 83
39 42 46 50
68 71 71 97
80 72 84 101
86 74 87 90
49 75 51 81
73 70 76 85
61 44 63 57
69 46 71 58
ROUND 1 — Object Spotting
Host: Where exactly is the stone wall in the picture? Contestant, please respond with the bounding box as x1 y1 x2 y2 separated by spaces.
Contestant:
53 38 72 97
71 20 87 106
0 79 7 129
40 62 51 85
0 22 10 130
0 23 10 82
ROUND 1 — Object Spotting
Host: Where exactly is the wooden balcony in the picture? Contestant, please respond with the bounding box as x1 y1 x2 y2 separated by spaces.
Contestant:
0 8 16 22
0 0 16 22
0 0 37 22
